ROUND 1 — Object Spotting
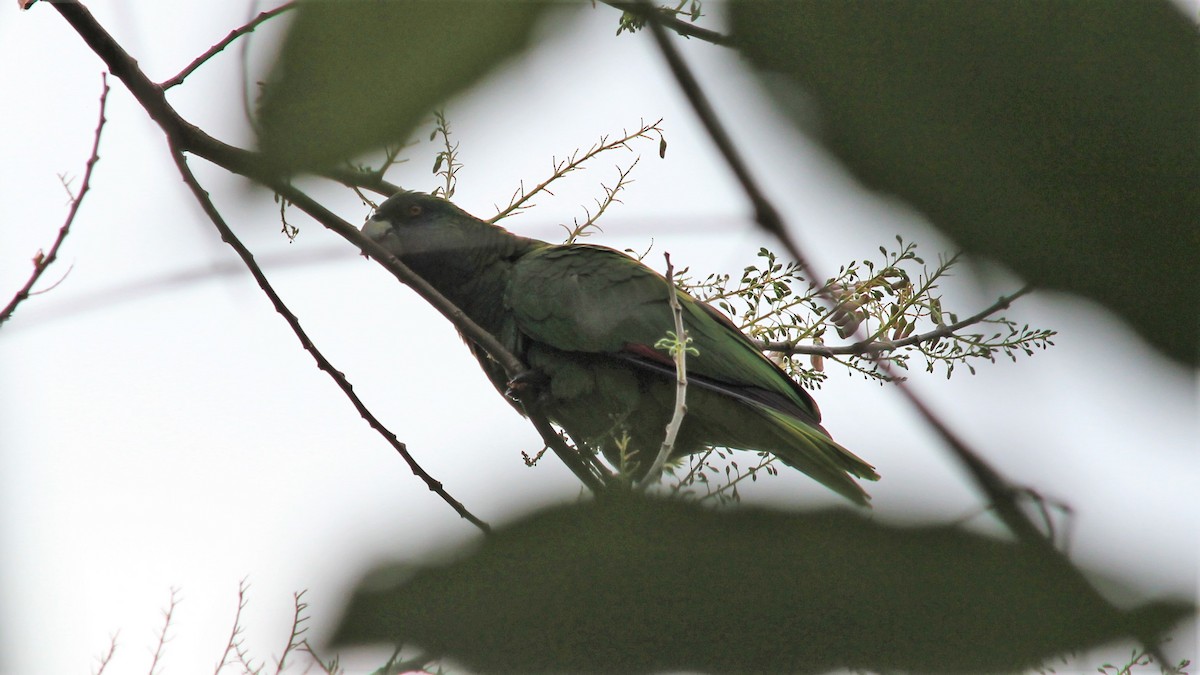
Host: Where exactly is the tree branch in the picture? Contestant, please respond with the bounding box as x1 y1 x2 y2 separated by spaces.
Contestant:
0 72 108 329
160 1 296 89
757 286 1033 356
166 138 492 534
635 2 811 269
603 1 732 47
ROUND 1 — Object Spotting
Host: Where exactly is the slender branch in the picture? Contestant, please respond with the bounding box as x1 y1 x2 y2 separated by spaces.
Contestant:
636 2 810 269
603 1 732 47
165 139 491 534
563 156 640 243
758 286 1033 356
213 578 251 675
92 632 119 675
160 1 296 89
0 72 108 329
639 252 689 489
274 590 310 674
148 588 180 675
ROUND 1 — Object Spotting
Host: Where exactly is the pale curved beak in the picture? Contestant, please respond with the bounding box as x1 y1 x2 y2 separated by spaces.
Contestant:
361 216 392 242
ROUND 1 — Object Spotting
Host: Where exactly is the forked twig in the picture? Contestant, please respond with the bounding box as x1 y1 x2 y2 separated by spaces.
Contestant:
161 2 296 89
1 73 109 329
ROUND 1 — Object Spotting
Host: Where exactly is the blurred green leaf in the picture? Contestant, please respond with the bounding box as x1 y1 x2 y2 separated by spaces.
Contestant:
257 0 552 172
331 496 1189 673
731 1 1199 365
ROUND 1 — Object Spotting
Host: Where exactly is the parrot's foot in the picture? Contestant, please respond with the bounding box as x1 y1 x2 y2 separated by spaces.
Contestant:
505 369 549 402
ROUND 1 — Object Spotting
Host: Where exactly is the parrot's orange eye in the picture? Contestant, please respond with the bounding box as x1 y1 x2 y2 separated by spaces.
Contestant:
409 204 422 217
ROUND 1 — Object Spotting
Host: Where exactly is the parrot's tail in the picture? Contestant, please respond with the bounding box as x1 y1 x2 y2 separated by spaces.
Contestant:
756 407 880 507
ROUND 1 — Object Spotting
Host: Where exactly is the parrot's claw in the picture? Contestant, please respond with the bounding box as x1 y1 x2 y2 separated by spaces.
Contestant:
505 369 549 402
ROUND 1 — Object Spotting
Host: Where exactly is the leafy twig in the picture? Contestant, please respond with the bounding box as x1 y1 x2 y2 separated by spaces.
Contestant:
161 2 296 89
430 109 460 199
758 287 1035 356
0 73 108 329
603 0 731 46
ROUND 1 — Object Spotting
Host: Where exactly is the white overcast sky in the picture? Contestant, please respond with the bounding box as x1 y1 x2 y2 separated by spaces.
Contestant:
1 2 1196 674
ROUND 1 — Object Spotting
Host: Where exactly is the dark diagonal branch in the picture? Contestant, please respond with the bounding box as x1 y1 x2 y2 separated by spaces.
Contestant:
757 286 1034 356
1 72 108 329
635 2 810 269
160 1 296 89
637 0 1161 655
603 1 732 47
166 138 491 534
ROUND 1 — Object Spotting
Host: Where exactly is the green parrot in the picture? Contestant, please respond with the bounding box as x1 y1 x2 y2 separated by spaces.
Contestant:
363 192 879 504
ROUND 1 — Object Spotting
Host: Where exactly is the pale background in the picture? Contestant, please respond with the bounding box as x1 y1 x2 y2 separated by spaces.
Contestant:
1 2 1195 673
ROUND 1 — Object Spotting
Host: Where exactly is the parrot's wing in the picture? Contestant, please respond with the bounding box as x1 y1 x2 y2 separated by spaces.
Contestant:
507 244 821 425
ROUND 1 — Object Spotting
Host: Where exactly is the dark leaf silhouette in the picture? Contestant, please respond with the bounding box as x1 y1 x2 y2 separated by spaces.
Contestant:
332 496 1190 673
257 1 550 172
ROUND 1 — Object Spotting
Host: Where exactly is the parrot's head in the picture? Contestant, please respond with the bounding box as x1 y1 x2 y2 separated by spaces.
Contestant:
362 191 485 261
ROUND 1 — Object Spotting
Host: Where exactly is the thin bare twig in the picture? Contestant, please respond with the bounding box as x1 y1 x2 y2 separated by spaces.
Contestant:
92 632 119 675
274 590 309 674
639 252 690 488
213 578 253 675
757 286 1034 356
161 1 296 89
489 119 663 223
165 140 492 534
148 588 180 675
0 72 108 329
562 157 640 243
